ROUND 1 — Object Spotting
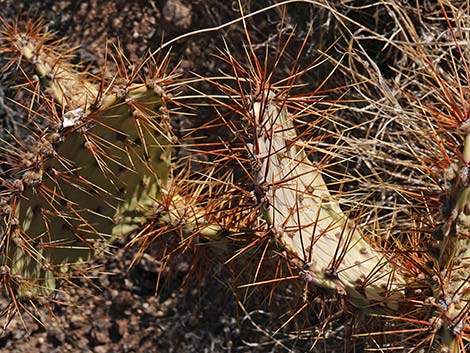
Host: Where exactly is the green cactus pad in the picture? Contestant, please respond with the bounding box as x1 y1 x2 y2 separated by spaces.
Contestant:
0 22 174 297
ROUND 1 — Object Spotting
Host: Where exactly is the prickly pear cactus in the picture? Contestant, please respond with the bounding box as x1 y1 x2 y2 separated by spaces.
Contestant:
246 90 405 310
0 19 174 297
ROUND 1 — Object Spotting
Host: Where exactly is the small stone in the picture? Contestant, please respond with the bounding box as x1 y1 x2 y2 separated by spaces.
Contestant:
93 345 107 353
162 0 192 30
70 314 83 329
